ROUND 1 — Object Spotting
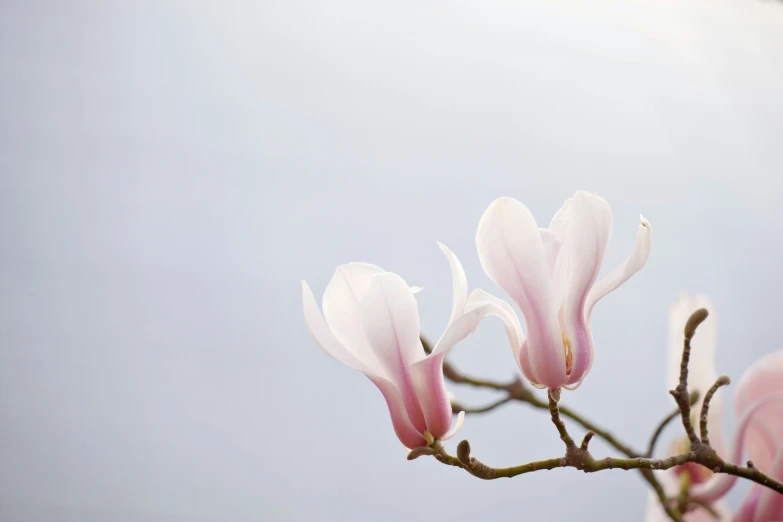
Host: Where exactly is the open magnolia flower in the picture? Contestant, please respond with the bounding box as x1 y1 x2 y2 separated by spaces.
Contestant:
645 294 730 521
689 349 783 522
301 243 521 449
476 191 651 390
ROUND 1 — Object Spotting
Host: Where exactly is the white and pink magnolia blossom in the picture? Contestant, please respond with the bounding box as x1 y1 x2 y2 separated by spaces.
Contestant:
690 349 783 522
475 191 651 390
301 243 521 449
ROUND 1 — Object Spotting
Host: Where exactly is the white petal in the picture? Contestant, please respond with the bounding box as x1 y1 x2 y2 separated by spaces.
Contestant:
476 197 564 389
440 411 465 441
301 281 373 374
557 192 613 385
360 272 427 431
437 242 468 325
322 262 386 370
409 286 423 294
539 229 562 277
431 288 524 356
585 214 651 314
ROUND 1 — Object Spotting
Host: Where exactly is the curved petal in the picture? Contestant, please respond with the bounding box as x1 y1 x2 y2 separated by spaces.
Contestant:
440 411 465 441
558 192 613 385
360 272 427 432
585 215 651 314
733 349 783 469
519 342 547 389
734 486 763 522
302 280 373 374
540 229 562 277
410 353 452 439
368 375 427 448
433 289 525 356
437 242 468 325
666 293 725 457
476 197 564 389
322 262 386 371
752 451 783 522
691 393 783 502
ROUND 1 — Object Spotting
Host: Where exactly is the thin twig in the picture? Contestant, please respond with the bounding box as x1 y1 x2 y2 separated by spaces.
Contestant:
647 391 700 458
548 389 576 449
451 396 513 414
699 376 730 446
422 336 681 521
670 308 709 446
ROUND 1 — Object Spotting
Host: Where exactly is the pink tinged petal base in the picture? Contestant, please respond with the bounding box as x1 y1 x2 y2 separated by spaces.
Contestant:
556 192 612 386
368 375 427 449
410 353 452 439
569 214 651 389
476 197 564 389
360 273 427 433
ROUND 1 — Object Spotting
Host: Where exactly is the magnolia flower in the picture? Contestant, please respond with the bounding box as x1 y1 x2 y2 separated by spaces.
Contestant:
476 191 651 390
689 349 783 522
645 294 730 521
301 243 521 449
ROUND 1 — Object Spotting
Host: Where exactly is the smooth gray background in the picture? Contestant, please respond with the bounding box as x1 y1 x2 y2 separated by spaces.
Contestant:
2 1 783 521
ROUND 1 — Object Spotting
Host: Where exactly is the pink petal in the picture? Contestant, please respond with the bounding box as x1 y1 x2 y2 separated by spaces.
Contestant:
304 280 425 447
691 393 783 503
437 242 468 325
410 353 452 439
360 272 427 432
734 486 763 522
322 262 386 371
476 197 564 389
752 451 783 522
733 349 783 469
556 192 612 386
368 375 427 449
585 214 651 314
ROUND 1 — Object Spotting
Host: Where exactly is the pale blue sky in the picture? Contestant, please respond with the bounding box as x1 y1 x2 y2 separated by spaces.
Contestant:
2 1 783 521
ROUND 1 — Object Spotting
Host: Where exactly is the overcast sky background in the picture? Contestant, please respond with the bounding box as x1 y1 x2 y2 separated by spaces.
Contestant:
3 1 783 521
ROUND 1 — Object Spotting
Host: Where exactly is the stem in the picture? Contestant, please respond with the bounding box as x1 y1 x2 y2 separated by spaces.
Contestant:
647 392 700 458
700 376 730 446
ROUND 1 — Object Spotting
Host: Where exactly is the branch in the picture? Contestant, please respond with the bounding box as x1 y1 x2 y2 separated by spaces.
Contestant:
451 396 513 414
422 336 680 520
699 376 730 446
647 391 700 458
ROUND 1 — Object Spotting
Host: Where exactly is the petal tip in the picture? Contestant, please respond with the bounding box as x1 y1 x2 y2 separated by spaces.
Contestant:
441 410 466 441
640 214 650 228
